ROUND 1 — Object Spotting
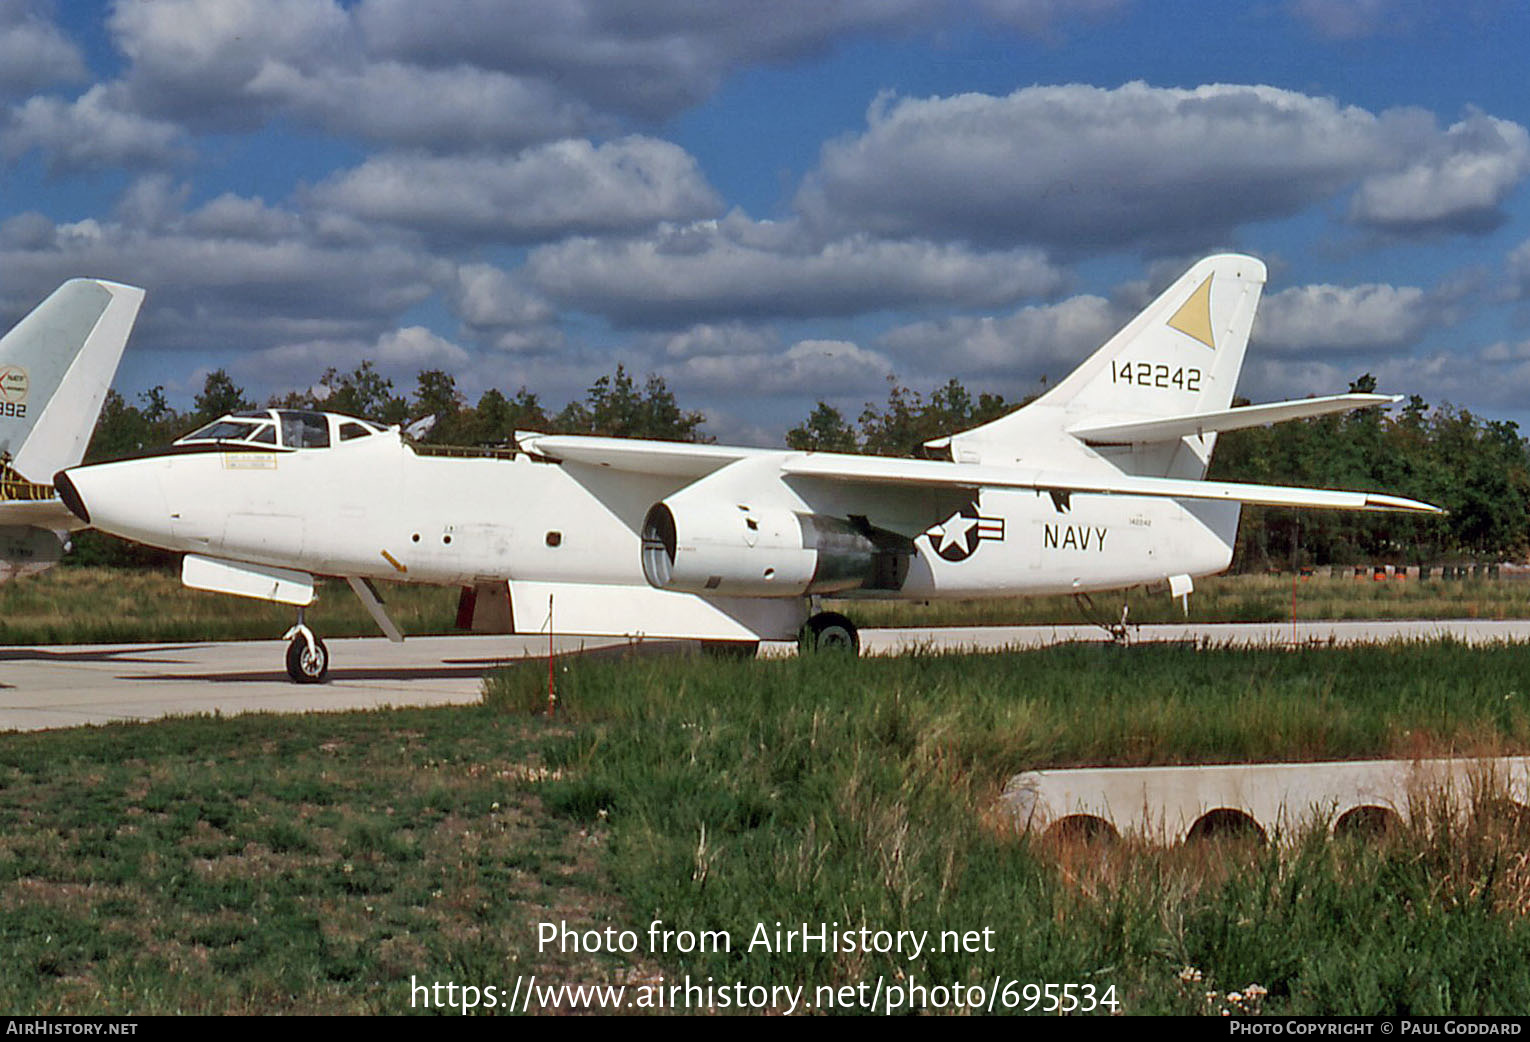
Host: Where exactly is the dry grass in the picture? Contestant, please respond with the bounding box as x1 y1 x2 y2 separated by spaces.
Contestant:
4 567 1529 645
0 567 459 644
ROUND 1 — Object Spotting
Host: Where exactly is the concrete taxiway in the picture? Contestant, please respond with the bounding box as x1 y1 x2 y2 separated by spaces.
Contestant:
3 618 1530 733
0 634 629 732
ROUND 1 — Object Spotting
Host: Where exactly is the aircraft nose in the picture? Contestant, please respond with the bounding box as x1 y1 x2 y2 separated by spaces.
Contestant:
52 461 170 547
54 468 89 524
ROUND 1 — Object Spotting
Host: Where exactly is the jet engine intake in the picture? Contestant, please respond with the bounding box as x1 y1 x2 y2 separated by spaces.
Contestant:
641 501 910 597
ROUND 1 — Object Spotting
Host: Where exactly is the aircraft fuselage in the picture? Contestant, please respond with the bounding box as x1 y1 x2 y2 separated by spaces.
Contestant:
64 427 1237 614
50 253 1442 676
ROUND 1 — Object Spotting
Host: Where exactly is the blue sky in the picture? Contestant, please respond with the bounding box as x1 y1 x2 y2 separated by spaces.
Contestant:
4 0 1530 443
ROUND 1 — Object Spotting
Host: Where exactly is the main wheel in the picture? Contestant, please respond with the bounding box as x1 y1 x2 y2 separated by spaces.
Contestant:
799 611 859 655
285 634 330 684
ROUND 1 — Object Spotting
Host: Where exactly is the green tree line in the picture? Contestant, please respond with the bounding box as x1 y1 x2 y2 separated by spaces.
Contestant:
1209 376 1530 568
79 366 1530 568
86 361 709 460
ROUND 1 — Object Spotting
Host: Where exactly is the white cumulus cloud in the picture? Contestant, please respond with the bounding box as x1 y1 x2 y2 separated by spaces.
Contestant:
796 83 1530 249
1256 283 1437 354
377 326 470 366
1350 112 1530 234
108 0 351 127
310 138 722 244
879 294 1119 376
525 213 1062 325
0 1 85 99
675 338 895 397
355 0 944 120
3 84 190 170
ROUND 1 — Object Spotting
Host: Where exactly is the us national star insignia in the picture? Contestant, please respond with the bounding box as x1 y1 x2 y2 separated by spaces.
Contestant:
926 505 1005 562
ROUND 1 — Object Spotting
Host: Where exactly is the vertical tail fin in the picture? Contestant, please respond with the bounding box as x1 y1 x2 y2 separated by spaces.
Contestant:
942 254 1266 478
0 279 145 482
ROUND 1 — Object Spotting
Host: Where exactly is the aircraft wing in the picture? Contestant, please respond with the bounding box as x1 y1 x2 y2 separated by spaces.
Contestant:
516 432 774 479
1067 393 1400 445
0 497 83 530
519 432 1441 513
780 455 1442 513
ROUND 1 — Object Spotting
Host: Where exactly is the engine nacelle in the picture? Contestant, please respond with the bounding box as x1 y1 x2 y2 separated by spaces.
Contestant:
641 500 909 598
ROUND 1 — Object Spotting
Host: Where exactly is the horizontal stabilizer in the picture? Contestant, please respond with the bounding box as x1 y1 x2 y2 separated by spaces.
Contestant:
0 498 82 530
780 455 1442 513
1068 393 1400 445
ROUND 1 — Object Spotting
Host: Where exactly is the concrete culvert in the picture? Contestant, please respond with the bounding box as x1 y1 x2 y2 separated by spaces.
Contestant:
1475 798 1530 834
998 757 1530 846
1333 805 1401 838
1045 814 1119 844
1186 808 1267 844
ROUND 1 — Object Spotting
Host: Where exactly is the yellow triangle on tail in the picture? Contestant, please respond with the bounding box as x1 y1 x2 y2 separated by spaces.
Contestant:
1167 275 1215 349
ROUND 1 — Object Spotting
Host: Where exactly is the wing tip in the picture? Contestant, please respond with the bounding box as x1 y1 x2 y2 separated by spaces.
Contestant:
1363 493 1445 514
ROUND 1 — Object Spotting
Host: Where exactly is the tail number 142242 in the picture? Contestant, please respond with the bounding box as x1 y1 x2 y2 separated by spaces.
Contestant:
1110 360 1201 392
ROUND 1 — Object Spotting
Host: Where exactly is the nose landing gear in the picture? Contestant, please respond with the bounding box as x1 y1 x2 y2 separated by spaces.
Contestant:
283 609 330 683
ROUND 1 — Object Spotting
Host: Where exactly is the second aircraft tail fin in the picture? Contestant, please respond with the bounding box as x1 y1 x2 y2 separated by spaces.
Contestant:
0 279 145 482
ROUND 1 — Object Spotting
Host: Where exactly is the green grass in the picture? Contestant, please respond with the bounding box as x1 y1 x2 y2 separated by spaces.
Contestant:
835 571 1530 628
504 641 1530 768
484 642 1530 1014
3 567 1527 646
0 708 646 1014
9 641 1530 1013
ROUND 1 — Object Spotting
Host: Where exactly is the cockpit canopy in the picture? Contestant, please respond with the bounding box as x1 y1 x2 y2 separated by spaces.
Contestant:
175 409 389 451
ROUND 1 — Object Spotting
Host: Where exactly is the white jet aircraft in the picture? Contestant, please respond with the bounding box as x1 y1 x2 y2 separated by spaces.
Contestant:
0 279 145 580
55 255 1438 682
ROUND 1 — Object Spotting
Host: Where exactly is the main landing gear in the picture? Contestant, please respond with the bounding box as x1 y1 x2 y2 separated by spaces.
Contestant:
798 610 860 655
283 609 330 684
1073 592 1134 645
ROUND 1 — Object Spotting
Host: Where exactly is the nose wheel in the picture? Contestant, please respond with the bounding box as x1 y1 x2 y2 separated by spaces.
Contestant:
283 612 330 683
